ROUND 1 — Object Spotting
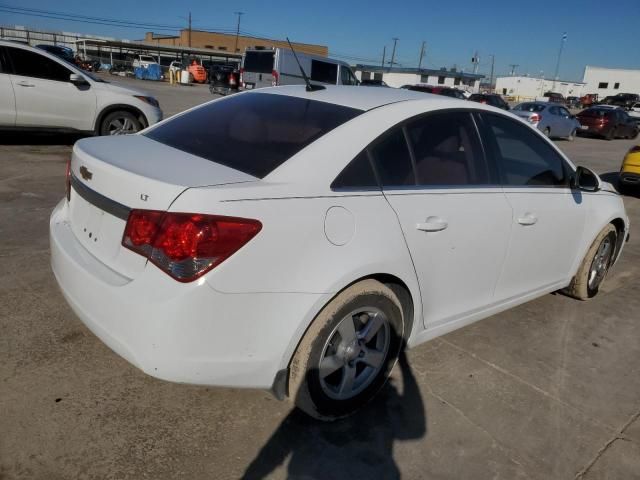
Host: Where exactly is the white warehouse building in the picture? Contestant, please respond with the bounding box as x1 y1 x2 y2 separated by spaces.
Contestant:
495 76 585 100
354 65 483 93
582 66 640 98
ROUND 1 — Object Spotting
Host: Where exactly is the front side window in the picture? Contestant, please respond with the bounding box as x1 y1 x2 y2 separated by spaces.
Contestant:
369 128 415 187
311 60 338 84
481 113 570 187
405 112 491 186
145 92 362 178
340 66 358 86
6 47 73 82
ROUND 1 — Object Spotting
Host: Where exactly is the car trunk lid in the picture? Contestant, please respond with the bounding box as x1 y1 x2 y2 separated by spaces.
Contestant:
68 135 256 279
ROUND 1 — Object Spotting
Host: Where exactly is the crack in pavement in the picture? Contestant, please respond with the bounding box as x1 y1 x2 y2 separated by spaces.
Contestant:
574 409 640 479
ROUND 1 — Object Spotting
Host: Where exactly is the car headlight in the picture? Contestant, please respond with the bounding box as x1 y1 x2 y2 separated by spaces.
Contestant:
134 95 160 108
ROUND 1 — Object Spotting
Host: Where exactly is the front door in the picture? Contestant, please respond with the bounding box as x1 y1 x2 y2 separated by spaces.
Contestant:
0 47 15 126
6 46 96 131
370 111 512 327
477 112 586 301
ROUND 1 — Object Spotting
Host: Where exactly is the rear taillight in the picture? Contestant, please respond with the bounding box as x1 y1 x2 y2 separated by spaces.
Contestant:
65 158 71 201
228 72 237 86
122 210 262 282
530 113 541 123
480 100 487 104
272 69 279 87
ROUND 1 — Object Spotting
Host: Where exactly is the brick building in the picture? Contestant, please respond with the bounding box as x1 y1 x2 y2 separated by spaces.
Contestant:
143 30 327 57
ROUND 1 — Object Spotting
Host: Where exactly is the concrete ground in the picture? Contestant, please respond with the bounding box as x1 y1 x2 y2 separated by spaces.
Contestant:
1 79 639 480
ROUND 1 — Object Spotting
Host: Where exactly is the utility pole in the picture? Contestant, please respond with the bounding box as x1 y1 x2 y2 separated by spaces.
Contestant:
188 11 192 47
418 41 426 70
509 64 519 76
234 12 244 53
381 45 386 69
472 51 479 74
552 32 567 90
389 37 399 71
489 54 495 92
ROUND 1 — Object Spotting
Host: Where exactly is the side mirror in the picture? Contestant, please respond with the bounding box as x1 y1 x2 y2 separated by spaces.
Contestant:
69 73 89 86
571 166 601 192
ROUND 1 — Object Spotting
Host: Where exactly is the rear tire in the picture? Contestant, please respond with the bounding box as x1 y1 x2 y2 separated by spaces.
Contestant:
605 128 615 141
288 279 404 421
564 225 617 300
567 128 577 141
544 127 551 138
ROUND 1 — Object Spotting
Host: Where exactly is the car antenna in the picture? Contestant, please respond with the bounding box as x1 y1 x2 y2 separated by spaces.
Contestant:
286 37 325 92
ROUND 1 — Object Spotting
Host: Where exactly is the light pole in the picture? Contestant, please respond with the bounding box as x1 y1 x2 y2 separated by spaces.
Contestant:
389 37 399 71
552 32 567 91
234 12 244 53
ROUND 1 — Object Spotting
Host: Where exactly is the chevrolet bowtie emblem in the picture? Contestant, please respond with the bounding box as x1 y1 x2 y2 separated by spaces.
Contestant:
79 166 93 181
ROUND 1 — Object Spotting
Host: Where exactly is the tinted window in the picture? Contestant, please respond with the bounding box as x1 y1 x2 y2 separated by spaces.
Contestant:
0 47 8 73
340 66 358 86
406 112 491 186
370 128 415 186
514 103 545 113
146 93 362 178
7 47 72 81
482 113 569 187
243 51 274 73
311 60 338 84
559 107 571 117
331 150 378 189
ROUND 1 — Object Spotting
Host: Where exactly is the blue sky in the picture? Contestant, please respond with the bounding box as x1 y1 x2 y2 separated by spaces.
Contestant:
1 0 639 81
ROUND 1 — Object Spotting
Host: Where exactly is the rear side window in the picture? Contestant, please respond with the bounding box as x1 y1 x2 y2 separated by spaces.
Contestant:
480 113 569 187
369 128 415 186
311 60 338 84
145 92 362 178
243 51 274 73
6 47 72 82
331 151 378 189
406 112 491 186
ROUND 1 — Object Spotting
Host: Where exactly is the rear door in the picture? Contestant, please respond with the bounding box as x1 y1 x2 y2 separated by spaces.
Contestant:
0 47 16 127
6 46 96 130
376 111 512 327
242 50 275 89
477 112 585 300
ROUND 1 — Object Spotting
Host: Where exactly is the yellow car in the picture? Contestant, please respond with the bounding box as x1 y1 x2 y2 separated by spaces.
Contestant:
620 145 640 191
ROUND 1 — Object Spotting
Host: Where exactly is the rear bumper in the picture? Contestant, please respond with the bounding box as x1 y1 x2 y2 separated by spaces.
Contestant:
50 199 326 389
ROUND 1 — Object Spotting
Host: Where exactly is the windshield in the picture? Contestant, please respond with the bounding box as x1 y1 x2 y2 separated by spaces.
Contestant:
514 103 545 112
145 92 363 178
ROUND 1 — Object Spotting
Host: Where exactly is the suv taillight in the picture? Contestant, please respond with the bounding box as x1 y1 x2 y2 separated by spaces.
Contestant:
122 210 262 282
272 69 279 87
65 158 71 201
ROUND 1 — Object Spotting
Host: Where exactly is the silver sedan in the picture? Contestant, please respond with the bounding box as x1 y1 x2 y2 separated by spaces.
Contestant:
512 102 582 140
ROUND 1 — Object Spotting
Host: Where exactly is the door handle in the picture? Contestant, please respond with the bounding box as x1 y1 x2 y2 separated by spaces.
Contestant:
517 213 538 226
416 216 448 232
16 81 35 87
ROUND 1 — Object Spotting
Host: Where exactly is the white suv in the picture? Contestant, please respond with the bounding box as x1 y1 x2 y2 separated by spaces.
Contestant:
0 40 162 135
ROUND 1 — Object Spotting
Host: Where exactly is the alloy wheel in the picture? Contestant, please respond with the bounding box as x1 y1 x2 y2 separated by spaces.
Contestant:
588 236 613 290
108 117 139 135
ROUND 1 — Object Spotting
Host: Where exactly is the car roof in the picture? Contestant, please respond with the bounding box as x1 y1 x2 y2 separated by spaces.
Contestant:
251 85 457 111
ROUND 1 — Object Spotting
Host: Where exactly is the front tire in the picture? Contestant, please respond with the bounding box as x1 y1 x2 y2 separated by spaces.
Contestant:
99 110 142 136
565 225 617 300
288 279 404 421
567 128 577 141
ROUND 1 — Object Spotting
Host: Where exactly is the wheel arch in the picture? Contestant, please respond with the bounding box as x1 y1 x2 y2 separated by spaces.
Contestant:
94 104 149 134
610 217 627 263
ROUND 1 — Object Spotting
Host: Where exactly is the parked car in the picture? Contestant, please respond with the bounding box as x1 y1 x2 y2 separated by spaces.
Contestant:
0 40 162 135
360 79 389 87
51 85 629 420
208 63 239 96
606 93 640 109
580 93 599 108
566 96 581 109
132 55 159 69
402 84 466 99
36 44 75 63
576 107 639 140
541 91 565 103
619 145 640 193
512 102 581 140
627 102 640 121
468 93 510 110
241 48 358 90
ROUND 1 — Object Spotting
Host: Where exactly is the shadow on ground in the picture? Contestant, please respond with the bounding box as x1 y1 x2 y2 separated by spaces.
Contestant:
242 352 426 480
0 131 88 146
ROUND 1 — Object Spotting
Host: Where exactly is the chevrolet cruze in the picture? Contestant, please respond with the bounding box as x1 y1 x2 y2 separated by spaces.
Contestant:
50 86 629 420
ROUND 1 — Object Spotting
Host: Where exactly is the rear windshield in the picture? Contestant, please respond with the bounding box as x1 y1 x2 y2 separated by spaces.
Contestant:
514 103 545 112
243 51 274 74
580 109 610 117
145 92 363 178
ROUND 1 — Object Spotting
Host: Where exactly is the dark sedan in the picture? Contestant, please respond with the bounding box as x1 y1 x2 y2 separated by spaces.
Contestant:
468 93 510 110
576 107 639 140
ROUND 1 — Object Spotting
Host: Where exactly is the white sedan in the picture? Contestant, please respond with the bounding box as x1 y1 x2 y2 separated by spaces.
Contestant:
50 86 629 420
